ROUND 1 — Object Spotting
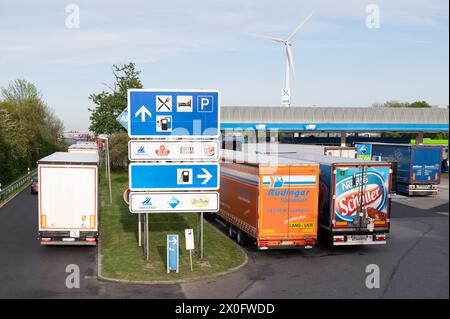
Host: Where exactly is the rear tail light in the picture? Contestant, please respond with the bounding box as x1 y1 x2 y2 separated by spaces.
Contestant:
41 238 52 242
305 240 316 246
86 238 96 243
333 235 345 243
375 234 386 241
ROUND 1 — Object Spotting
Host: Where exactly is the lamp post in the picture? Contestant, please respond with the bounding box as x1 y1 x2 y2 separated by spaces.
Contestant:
98 135 112 204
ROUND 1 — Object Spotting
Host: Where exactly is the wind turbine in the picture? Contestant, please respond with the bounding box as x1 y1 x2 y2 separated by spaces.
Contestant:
254 11 314 107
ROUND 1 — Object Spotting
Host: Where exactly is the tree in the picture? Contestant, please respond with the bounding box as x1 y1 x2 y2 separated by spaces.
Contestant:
0 79 65 185
108 132 129 169
409 101 431 108
88 62 143 135
1 79 39 104
372 100 446 140
372 100 432 108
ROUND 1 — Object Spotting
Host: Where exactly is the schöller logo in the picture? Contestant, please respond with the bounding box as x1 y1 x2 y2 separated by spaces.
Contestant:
155 145 170 156
335 171 387 222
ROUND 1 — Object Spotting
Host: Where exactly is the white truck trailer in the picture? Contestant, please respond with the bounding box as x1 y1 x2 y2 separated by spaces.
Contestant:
68 142 99 155
38 152 99 245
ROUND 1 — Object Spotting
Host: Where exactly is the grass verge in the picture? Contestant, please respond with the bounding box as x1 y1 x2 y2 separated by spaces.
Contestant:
99 167 246 282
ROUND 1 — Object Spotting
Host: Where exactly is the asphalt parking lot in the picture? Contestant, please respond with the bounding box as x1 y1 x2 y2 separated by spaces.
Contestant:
0 175 448 298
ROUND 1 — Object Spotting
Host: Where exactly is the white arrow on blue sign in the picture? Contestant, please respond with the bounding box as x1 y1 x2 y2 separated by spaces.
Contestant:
127 89 220 138
129 163 220 191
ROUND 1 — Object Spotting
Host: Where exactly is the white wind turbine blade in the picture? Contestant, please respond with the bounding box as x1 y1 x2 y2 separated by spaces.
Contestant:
252 33 285 44
287 10 315 42
286 45 295 79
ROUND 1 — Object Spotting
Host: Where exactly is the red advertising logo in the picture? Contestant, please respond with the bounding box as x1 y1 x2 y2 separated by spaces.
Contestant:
336 184 382 217
155 145 170 156
204 145 216 156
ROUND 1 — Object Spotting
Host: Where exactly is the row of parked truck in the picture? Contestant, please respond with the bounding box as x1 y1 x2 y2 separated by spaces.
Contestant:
35 141 443 249
216 142 443 250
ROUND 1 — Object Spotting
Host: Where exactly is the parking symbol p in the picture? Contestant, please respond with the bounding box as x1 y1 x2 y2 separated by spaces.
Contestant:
197 96 214 112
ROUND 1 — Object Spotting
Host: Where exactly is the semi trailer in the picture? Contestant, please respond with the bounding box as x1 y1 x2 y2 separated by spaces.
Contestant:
68 142 99 155
279 152 392 246
38 152 99 245
218 150 320 250
356 143 442 196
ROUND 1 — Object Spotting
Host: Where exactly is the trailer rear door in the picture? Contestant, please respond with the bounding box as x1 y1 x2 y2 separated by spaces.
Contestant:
285 166 319 239
332 164 390 230
259 167 291 238
411 147 442 184
39 165 98 231
259 166 319 241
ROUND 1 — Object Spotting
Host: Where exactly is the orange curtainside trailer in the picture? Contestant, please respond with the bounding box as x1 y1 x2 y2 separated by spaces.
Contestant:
218 150 320 250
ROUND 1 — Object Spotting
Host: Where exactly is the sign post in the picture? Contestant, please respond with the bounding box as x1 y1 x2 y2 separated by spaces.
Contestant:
185 229 195 271
200 212 204 259
128 89 220 138
138 214 142 247
127 89 220 266
146 213 149 261
129 163 219 191
167 234 179 273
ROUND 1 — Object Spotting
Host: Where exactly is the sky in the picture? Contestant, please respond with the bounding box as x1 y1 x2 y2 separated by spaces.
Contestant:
0 0 448 131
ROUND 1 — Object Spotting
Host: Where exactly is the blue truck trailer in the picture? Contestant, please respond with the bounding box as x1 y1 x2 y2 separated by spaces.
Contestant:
356 143 442 196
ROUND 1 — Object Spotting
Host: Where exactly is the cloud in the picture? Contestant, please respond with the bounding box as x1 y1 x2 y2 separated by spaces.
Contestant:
0 0 447 67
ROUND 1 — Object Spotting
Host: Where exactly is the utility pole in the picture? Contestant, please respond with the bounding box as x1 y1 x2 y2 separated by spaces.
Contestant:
98 135 112 204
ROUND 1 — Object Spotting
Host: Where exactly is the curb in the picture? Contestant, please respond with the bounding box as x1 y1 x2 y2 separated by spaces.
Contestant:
97 217 249 285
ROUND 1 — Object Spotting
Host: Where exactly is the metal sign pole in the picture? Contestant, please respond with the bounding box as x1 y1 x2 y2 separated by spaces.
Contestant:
189 250 193 272
138 213 142 247
200 212 204 260
104 147 108 185
146 213 149 261
197 213 201 257
106 139 112 204
143 213 147 256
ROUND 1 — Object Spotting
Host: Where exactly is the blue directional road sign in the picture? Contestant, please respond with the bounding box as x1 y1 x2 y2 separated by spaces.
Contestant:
129 163 219 191
167 234 179 273
116 108 128 130
127 89 220 138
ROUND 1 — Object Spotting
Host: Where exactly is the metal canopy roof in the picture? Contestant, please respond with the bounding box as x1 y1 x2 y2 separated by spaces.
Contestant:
220 107 449 132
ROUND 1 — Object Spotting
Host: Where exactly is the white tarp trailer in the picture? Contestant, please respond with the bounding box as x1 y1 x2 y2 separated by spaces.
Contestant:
68 142 99 155
38 152 99 245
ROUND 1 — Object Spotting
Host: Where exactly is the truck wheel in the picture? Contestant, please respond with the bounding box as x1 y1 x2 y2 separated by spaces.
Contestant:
236 230 247 246
228 224 235 239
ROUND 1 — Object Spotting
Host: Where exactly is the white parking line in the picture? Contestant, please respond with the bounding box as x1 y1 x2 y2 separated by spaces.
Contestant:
434 212 449 217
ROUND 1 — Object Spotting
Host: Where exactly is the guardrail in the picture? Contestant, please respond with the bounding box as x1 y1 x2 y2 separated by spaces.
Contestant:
0 168 38 204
